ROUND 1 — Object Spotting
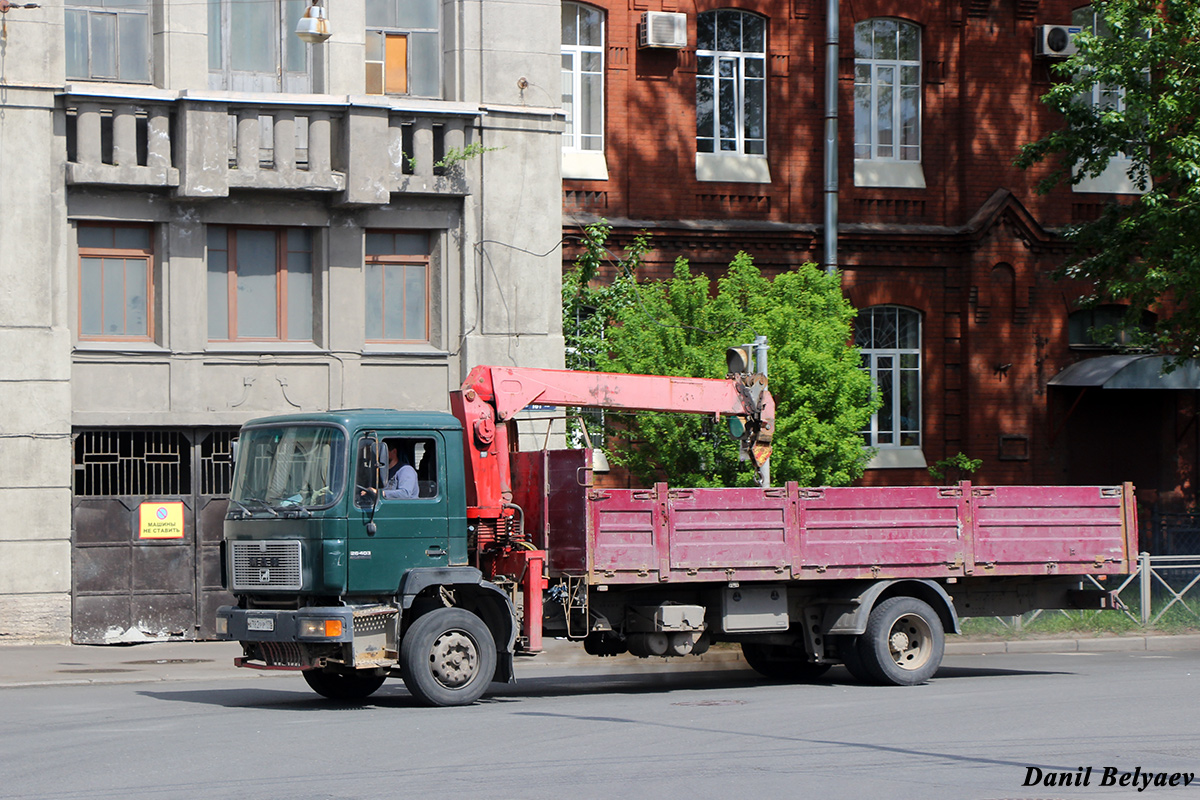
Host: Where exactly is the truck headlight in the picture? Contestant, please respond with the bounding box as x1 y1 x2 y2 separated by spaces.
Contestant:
299 618 344 638
215 616 228 636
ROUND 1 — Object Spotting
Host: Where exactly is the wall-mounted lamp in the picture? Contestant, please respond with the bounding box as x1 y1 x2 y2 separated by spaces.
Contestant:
296 0 331 44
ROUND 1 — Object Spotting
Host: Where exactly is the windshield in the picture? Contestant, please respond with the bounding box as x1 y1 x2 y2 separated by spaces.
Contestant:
230 425 346 510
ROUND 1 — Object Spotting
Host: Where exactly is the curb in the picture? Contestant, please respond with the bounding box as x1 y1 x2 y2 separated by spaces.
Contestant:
945 633 1200 656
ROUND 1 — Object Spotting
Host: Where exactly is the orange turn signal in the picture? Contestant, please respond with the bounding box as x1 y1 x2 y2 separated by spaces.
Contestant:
324 619 343 638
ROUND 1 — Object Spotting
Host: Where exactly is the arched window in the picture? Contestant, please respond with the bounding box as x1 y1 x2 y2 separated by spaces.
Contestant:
854 18 921 163
696 10 766 156
856 306 921 449
562 3 605 153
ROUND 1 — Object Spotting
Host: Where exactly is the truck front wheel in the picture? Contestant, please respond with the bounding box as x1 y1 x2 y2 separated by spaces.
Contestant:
858 596 945 686
303 668 387 701
400 607 496 707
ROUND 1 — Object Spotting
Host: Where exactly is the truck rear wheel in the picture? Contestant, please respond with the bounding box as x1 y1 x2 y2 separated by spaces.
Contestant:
741 643 831 681
400 607 496 707
303 668 387 701
858 596 944 686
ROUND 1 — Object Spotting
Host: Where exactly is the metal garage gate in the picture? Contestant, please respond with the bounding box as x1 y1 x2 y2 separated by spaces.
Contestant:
71 428 238 644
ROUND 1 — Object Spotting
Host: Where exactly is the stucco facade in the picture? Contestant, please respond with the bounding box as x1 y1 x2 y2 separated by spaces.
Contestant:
0 0 564 641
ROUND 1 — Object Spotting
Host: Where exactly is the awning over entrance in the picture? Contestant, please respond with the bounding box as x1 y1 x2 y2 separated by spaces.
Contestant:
1050 355 1200 390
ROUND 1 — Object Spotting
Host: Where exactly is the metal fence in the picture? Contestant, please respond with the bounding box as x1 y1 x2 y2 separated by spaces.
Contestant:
990 552 1200 631
1087 552 1200 626
1146 512 1200 556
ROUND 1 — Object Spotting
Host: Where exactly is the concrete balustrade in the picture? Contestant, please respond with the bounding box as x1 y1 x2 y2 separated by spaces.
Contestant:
62 87 483 205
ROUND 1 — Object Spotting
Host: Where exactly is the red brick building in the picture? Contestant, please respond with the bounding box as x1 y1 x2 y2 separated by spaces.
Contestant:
559 0 1199 541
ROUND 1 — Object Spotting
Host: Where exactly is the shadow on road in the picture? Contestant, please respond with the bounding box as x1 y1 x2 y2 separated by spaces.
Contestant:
136 661 1069 711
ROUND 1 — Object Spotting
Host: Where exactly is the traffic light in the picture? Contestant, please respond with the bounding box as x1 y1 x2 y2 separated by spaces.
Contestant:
726 345 754 375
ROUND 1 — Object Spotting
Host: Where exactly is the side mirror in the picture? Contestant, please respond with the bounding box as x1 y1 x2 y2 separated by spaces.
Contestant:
356 437 383 508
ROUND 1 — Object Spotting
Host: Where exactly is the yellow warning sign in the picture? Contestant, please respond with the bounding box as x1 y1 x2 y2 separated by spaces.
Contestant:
138 502 185 539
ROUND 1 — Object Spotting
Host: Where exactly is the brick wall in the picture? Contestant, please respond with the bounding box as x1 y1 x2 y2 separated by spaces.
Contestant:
562 0 1197 503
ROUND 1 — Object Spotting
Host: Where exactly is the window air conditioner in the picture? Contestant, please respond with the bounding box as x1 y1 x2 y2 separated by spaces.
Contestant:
1035 24 1081 57
639 12 687 49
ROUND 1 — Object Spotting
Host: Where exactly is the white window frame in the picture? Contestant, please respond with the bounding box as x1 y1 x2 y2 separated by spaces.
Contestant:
695 10 767 158
1070 6 1144 195
857 306 922 461
854 18 921 165
562 3 605 154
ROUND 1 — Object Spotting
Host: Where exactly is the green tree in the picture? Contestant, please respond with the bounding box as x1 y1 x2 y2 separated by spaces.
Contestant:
1016 0 1200 358
599 251 879 488
561 221 646 373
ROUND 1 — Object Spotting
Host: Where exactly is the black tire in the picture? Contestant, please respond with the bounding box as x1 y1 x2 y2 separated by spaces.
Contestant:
303 668 387 701
858 596 945 686
741 642 831 682
837 636 874 683
400 607 497 707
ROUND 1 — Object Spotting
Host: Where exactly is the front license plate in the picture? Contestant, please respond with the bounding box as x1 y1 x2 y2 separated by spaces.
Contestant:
247 617 274 632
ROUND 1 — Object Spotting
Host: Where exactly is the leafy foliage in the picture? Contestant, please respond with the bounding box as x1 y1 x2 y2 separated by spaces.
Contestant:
564 223 878 487
927 452 983 484
1015 0 1200 359
562 221 646 373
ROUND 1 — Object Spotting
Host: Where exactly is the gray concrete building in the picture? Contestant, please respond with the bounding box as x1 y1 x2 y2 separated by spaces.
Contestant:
0 0 564 642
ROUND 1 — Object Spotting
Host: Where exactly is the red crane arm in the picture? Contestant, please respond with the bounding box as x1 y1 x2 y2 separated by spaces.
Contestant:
461 365 772 420
449 366 774 517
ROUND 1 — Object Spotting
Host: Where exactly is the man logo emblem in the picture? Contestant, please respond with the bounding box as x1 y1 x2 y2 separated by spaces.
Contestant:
259 568 271 583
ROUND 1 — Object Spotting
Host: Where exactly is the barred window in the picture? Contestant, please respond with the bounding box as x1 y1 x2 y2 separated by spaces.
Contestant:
74 430 190 497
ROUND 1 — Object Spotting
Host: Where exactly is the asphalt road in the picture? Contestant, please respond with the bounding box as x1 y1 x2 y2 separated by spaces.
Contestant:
2 648 1197 800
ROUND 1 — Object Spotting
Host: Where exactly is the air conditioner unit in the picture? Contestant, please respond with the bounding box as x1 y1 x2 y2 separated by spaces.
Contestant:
1035 24 1081 57
639 12 687 49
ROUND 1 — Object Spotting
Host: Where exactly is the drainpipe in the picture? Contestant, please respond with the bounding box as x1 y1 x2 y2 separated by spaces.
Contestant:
823 0 839 275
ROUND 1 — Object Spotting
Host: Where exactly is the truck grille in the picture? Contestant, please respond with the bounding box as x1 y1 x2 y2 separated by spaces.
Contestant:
230 540 303 591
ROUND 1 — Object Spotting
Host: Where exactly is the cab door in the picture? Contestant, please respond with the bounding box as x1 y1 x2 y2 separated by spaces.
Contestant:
350 431 449 594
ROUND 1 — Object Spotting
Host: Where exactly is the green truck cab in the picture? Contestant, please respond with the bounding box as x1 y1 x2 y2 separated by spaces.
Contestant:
215 410 517 705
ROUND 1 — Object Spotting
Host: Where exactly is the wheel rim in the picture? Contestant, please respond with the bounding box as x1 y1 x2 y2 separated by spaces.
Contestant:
428 630 479 689
888 613 933 671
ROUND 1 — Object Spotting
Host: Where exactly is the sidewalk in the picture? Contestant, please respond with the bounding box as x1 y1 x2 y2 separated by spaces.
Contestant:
2 633 1199 690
